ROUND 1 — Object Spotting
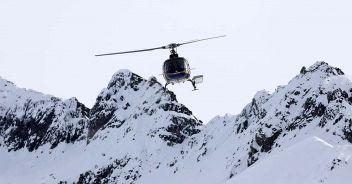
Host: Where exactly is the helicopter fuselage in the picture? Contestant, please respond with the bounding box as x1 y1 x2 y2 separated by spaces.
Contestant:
162 53 191 84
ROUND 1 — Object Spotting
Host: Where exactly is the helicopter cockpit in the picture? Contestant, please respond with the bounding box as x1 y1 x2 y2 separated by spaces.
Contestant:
163 54 191 83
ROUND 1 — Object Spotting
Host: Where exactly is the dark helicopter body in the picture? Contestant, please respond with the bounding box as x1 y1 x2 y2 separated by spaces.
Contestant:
95 35 224 90
163 54 190 83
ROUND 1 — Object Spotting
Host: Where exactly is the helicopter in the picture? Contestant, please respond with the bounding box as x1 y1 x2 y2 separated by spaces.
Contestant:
95 35 226 90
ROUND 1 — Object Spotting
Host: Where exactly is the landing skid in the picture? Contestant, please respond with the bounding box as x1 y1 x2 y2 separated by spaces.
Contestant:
164 75 203 91
164 80 198 91
188 79 198 91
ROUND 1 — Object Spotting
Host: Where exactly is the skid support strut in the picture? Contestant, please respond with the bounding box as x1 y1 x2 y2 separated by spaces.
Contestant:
188 79 198 91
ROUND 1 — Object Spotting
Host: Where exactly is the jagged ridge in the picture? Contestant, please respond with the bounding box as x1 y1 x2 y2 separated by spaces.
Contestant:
0 62 351 184
0 78 89 151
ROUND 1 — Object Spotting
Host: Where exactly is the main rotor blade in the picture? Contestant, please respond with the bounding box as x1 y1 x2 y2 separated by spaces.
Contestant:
177 35 226 46
95 46 166 56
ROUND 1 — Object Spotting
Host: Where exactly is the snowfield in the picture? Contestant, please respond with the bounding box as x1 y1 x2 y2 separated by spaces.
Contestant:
0 62 351 184
226 137 352 184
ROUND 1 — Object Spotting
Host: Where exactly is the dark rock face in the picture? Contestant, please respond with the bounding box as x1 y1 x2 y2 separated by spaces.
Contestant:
255 130 282 152
302 97 326 118
88 101 117 139
160 103 192 116
327 89 349 103
343 130 352 143
159 116 202 146
246 129 282 167
0 84 89 151
1 109 55 151
247 145 259 167
75 157 142 184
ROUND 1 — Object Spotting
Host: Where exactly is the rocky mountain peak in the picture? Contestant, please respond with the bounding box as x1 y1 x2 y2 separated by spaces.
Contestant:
299 61 344 76
107 69 144 91
88 70 202 146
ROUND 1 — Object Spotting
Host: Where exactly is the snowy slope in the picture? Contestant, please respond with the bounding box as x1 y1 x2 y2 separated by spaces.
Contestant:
0 62 351 184
226 137 352 184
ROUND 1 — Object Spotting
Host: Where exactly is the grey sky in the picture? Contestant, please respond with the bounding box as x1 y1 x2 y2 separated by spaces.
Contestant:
1 0 352 122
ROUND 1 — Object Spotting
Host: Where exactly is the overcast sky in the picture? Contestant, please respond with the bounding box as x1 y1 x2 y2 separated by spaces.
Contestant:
1 0 352 122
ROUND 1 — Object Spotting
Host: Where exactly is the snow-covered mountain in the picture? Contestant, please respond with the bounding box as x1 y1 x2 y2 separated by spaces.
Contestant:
0 62 351 184
0 77 89 152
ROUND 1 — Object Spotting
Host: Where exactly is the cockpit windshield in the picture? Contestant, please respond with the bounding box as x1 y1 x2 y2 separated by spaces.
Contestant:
164 58 187 73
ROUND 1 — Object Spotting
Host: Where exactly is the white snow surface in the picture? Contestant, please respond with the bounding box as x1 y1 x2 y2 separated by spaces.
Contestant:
226 137 352 184
0 62 352 184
